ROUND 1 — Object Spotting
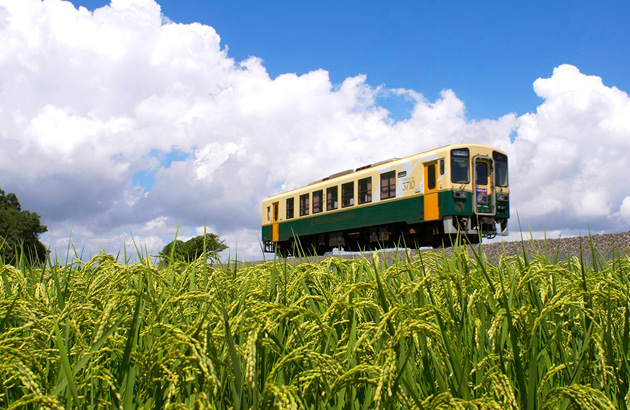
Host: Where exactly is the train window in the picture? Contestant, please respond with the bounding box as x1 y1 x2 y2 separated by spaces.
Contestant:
342 182 354 207
358 177 372 204
326 186 338 211
451 148 470 184
286 198 294 219
267 206 270 221
476 162 488 186
439 159 445 175
299 194 309 216
428 164 436 190
380 171 396 200
312 190 323 213
493 151 509 187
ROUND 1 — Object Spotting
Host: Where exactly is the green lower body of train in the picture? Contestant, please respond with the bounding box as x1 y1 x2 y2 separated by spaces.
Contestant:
262 191 509 256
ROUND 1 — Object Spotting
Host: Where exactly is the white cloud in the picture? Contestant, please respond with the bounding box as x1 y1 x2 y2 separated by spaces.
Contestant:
194 142 240 181
617 197 630 222
511 64 630 231
139 216 169 234
0 0 628 261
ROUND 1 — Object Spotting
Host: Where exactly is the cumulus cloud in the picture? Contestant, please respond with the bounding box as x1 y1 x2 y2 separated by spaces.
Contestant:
618 197 630 222
0 0 628 260
512 65 630 231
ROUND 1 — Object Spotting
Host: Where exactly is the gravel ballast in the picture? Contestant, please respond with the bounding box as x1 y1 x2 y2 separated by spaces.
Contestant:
268 231 630 266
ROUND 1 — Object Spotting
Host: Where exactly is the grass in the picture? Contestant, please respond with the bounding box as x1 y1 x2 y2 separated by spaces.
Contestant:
0 237 629 409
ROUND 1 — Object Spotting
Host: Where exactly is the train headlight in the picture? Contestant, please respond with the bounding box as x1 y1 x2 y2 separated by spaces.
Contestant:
497 194 509 201
453 191 467 199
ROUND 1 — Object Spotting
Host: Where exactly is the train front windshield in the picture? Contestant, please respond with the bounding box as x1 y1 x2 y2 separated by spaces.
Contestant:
451 148 470 183
475 162 488 185
493 151 508 187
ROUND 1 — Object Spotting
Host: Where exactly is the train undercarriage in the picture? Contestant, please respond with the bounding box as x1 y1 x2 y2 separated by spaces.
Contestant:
265 215 509 257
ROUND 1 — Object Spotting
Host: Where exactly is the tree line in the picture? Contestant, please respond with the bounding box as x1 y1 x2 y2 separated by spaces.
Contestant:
0 188 48 264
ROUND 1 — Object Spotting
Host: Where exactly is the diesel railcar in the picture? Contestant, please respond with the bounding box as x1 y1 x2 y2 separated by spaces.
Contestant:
262 144 509 256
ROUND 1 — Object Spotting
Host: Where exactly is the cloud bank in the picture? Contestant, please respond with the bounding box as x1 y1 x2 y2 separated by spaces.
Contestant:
1 0 629 259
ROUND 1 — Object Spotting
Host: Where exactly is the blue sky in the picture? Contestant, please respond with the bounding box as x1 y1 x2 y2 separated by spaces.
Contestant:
69 0 630 120
2 0 630 260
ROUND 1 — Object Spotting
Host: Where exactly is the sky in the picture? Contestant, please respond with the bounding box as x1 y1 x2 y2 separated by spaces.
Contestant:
1 0 629 261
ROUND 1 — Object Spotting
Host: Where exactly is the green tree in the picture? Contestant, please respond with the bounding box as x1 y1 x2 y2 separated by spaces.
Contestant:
0 188 48 264
159 233 227 267
161 239 186 262
182 233 228 260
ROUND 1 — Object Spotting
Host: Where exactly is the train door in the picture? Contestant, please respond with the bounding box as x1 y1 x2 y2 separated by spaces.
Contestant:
473 157 495 215
272 202 279 242
423 162 439 221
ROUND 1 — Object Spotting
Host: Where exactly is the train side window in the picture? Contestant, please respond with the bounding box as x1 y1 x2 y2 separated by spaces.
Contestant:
299 194 309 216
428 164 436 190
380 171 396 200
286 198 294 219
342 182 354 207
326 186 338 211
439 159 445 175
267 206 271 221
358 177 372 204
312 190 323 213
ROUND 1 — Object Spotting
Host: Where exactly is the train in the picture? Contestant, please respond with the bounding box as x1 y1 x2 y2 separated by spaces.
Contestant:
261 143 509 256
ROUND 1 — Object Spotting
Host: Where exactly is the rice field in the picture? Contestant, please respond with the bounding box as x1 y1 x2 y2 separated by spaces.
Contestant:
1 239 629 409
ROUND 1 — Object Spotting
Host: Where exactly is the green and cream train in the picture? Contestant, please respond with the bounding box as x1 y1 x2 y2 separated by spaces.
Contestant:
262 143 509 256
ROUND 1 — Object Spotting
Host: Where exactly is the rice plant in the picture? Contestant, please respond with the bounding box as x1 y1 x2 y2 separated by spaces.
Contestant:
1 238 629 409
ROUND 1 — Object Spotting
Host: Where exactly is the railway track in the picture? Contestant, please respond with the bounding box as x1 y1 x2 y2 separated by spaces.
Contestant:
258 231 630 265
